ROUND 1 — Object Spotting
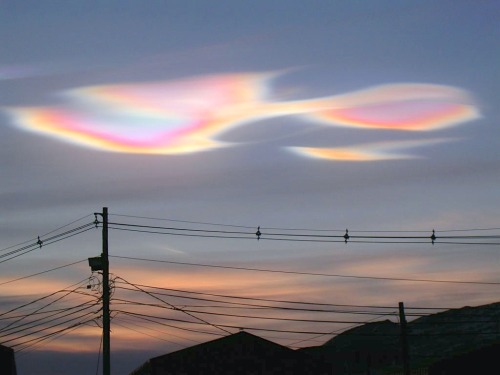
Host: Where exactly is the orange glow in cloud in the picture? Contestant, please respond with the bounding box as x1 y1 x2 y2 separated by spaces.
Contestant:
113 263 316 299
289 138 452 161
5 72 480 158
307 83 479 131
0 276 88 298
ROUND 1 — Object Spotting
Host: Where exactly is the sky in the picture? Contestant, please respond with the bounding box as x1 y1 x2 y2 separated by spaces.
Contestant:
1 1 499 374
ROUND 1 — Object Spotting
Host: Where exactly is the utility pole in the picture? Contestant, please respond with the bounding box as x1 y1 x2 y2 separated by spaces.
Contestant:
102 207 110 375
89 208 111 375
399 302 410 375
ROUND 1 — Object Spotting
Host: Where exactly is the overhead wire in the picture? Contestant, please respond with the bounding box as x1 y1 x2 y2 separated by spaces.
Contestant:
0 214 94 254
114 281 407 310
114 275 381 344
112 291 500 326
111 295 378 325
114 276 232 335
113 315 202 344
113 300 387 325
288 313 396 348
0 278 90 320
0 222 97 264
109 278 496 342
112 310 226 338
113 286 408 316
114 311 330 347
112 319 189 347
6 291 100 354
0 300 98 323
110 255 500 287
113 304 498 344
11 315 99 351
0 259 88 286
0 217 95 255
0 301 99 337
104 220 500 245
111 213 256 230
1 309 99 346
111 294 400 316
15 321 94 355
0 279 101 352
110 213 500 233
0 278 95 344
111 310 369 336
95 331 102 375
110 280 411 343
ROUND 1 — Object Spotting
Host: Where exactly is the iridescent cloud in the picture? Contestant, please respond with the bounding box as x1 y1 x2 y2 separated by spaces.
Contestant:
306 83 479 131
4 72 480 158
288 138 453 161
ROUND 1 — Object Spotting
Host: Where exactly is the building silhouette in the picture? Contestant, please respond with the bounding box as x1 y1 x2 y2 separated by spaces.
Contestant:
130 331 329 375
0 344 17 375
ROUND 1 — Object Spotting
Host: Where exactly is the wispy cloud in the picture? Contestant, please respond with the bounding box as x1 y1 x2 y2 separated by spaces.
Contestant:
288 138 456 161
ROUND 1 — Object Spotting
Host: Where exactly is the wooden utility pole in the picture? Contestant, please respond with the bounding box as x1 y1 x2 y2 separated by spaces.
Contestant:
399 302 410 375
102 207 110 375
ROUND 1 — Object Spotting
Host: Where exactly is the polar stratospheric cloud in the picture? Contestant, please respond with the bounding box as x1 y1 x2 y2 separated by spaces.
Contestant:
5 72 479 160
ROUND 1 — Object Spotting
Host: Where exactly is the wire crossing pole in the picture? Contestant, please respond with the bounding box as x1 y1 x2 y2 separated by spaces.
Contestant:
399 302 410 375
102 207 110 375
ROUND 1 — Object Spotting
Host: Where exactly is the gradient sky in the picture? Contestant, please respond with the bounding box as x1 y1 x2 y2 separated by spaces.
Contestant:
1 1 499 374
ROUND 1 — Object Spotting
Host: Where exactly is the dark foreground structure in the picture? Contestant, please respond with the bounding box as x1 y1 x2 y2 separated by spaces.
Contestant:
130 302 500 375
0 344 17 375
428 342 500 375
130 331 329 375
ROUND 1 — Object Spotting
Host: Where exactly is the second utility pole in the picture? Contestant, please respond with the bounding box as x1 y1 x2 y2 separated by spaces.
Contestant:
399 302 410 375
102 207 110 375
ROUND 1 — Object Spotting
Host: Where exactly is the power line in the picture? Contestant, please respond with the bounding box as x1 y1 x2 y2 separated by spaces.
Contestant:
112 310 226 338
0 277 100 353
11 315 99 351
104 220 500 245
106 295 500 329
0 293 97 338
0 214 94 253
111 294 400 317
112 279 453 312
15 319 96 355
114 309 500 338
0 301 98 323
112 319 190 347
0 223 96 264
113 316 201 344
114 276 232 335
112 295 391 324
41 214 95 238
0 303 99 342
110 276 500 345
113 300 386 325
0 278 90 319
95 331 102 375
110 213 500 233
111 213 256 230
111 310 359 336
110 255 500 286
289 314 391 347
0 259 87 286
